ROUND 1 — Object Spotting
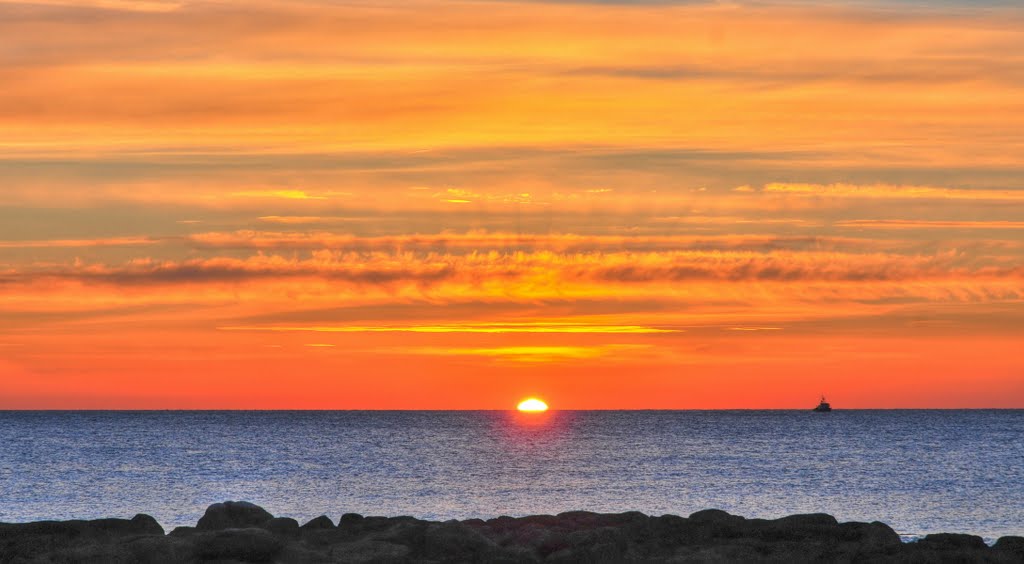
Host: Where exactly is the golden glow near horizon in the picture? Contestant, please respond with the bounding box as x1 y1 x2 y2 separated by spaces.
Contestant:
517 398 549 413
1 0 1023 409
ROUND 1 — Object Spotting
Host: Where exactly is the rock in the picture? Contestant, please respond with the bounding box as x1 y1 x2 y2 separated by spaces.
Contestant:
688 508 738 524
124 535 195 563
1 505 1014 563
688 508 747 539
421 520 501 560
757 513 841 542
373 518 429 548
328 539 411 563
994 536 1024 558
679 543 765 562
486 519 559 554
837 520 901 549
0 514 166 561
262 516 300 536
0 516 166 563
277 542 337 563
301 515 336 530
127 514 165 536
193 527 283 561
637 514 701 550
547 527 628 562
918 532 988 550
773 513 839 529
168 526 196 537
555 510 646 529
43 542 137 563
338 513 364 526
195 500 275 531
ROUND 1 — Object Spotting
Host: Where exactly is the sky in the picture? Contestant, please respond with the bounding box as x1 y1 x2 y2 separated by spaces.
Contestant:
1 0 1023 409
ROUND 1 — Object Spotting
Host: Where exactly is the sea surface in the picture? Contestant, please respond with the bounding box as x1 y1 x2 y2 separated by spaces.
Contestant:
1 410 1021 542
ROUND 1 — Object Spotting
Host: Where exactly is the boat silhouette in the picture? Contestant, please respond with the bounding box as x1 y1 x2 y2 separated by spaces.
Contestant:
812 395 832 412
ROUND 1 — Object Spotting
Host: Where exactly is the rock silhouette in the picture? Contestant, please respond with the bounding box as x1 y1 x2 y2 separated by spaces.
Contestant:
1 501 1021 563
195 501 275 531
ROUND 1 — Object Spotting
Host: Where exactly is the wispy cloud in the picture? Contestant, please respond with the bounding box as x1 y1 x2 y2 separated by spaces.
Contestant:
1 0 1022 169
7 248 1021 289
762 183 1024 201
836 219 1024 230
398 344 653 363
183 230 893 254
218 323 677 334
230 190 327 200
0 236 158 248
0 0 183 13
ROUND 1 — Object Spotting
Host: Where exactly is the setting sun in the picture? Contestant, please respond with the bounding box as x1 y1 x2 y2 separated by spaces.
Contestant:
517 398 549 412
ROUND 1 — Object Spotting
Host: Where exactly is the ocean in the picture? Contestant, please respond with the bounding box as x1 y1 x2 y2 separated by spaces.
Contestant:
0 410 1020 542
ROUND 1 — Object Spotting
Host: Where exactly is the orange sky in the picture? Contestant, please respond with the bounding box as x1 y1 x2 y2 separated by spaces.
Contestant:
1 0 1023 408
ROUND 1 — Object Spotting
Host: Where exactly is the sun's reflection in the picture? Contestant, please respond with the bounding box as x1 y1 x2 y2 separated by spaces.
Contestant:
510 407 554 427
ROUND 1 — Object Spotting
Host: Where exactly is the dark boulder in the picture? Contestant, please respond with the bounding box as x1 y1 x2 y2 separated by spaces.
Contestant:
37 542 137 563
994 536 1024 558
127 514 165 536
688 509 739 524
328 539 412 563
555 510 646 530
637 514 701 550
168 526 196 537
262 516 300 536
0 514 163 540
373 518 429 548
300 515 336 530
483 517 562 554
757 513 841 542
688 509 747 539
338 513 365 528
547 526 629 562
0 514 166 560
772 513 839 528
195 501 274 531
918 532 988 550
837 520 901 549
124 535 195 563
193 527 283 561
421 520 501 560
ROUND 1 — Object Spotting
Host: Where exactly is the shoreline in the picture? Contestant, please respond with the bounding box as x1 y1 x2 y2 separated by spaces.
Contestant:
2 501 1021 563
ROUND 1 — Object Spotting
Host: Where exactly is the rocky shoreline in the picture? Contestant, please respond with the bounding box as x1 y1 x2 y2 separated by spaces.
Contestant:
2 501 1022 563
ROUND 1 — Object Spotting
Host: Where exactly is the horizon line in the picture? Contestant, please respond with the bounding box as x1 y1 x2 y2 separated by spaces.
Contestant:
1 407 1021 412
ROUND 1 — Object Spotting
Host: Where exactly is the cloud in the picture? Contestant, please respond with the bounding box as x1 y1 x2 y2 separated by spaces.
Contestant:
0 0 183 13
394 344 653 363
762 183 1024 201
836 219 1024 230
258 216 321 224
183 230 896 255
1 0 1022 171
218 323 677 334
230 190 328 200
3 247 1021 307
0 236 158 248
58 255 455 286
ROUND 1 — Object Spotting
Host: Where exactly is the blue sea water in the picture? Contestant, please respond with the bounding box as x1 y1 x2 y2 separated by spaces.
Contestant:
0 410 1021 542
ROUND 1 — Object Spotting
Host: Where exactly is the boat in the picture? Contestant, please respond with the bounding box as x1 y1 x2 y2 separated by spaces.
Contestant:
812 395 832 412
